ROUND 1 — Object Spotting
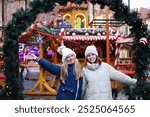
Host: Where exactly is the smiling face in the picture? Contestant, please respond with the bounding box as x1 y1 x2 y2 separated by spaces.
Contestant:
65 54 76 64
86 53 97 63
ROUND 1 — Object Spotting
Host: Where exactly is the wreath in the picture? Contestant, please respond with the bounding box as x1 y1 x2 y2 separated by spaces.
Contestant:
0 0 149 99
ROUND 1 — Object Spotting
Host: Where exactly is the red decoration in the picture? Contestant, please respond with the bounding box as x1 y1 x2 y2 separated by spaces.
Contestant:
59 28 65 36
85 33 89 36
139 37 148 45
67 1 73 8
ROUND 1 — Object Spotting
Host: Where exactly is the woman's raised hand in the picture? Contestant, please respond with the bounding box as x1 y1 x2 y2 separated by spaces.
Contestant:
30 53 38 60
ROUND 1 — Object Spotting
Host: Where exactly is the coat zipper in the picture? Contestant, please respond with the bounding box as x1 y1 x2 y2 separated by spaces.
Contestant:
75 79 79 100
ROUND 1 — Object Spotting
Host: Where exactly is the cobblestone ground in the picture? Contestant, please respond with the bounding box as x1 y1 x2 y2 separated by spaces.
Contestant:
23 67 129 100
24 80 56 100
22 67 56 100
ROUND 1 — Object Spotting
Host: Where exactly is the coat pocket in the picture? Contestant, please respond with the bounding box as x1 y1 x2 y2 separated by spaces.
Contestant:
56 87 76 100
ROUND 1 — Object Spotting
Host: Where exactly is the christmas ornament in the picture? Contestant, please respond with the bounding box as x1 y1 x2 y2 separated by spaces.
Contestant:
59 28 65 36
72 32 76 36
139 37 148 45
66 31 70 35
67 1 72 8
97 33 101 36
85 32 89 36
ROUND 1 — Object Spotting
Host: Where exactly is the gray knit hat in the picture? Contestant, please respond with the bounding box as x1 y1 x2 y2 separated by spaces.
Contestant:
85 45 98 57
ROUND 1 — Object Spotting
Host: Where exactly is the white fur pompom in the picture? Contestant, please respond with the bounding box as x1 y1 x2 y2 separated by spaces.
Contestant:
57 45 66 55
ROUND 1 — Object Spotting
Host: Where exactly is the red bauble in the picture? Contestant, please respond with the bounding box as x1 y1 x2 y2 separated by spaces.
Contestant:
139 37 148 45
59 28 65 36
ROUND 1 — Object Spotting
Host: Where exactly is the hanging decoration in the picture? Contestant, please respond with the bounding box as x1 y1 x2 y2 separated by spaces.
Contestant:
139 37 148 45
59 28 66 36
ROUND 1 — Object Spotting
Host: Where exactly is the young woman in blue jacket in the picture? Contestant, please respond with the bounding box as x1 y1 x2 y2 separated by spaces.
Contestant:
31 46 83 100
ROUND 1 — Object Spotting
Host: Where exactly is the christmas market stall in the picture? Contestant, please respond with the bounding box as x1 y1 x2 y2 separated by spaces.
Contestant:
19 18 127 95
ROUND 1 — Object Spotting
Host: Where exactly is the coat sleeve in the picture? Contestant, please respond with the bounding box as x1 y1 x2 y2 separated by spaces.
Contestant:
38 58 61 76
81 69 88 100
107 64 137 85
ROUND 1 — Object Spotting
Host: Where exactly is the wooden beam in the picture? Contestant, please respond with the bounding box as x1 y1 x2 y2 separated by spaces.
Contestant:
105 7 110 64
25 42 57 95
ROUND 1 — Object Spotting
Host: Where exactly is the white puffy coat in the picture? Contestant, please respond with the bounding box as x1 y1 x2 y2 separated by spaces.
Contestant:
82 62 137 100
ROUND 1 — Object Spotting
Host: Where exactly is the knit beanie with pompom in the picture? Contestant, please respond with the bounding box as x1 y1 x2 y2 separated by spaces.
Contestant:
57 45 76 62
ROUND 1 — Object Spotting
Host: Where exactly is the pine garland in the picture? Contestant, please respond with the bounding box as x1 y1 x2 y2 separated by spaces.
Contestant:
0 0 149 100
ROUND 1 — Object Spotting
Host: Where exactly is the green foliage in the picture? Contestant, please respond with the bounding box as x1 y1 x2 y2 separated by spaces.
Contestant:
29 0 55 13
124 79 150 100
0 0 55 100
36 25 59 35
0 0 150 100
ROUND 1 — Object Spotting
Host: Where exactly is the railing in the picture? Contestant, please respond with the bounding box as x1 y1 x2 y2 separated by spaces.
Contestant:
116 63 135 76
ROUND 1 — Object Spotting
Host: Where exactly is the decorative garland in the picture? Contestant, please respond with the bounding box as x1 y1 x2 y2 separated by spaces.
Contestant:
0 0 149 99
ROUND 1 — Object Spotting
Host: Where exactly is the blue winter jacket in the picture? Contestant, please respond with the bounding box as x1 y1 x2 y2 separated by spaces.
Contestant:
38 59 83 100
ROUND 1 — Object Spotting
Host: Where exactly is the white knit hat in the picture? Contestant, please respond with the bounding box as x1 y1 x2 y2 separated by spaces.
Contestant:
57 45 66 55
57 46 76 62
85 45 98 57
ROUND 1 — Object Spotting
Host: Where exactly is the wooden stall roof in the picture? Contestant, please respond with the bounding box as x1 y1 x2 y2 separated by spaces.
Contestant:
19 28 63 43
19 28 119 43
19 22 130 43
116 36 135 44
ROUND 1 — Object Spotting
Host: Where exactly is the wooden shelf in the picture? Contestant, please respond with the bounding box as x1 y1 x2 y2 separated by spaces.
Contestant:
119 58 133 60
118 70 135 75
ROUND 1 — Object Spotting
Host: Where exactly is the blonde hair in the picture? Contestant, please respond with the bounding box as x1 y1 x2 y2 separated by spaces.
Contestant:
60 59 83 83
84 56 102 67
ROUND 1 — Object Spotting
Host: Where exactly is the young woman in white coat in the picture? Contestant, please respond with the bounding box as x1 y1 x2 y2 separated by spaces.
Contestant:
81 45 137 100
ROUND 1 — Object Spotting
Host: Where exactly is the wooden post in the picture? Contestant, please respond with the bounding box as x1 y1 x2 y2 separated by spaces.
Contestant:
39 42 44 83
105 7 110 64
53 49 57 63
51 39 58 63
25 42 57 95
